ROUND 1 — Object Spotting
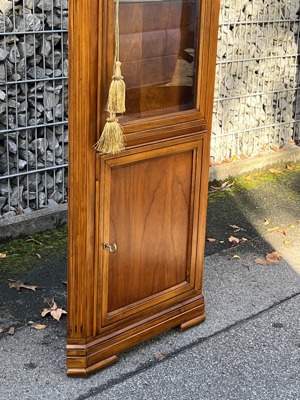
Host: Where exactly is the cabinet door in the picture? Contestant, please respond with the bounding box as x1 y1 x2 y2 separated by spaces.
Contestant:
96 136 207 331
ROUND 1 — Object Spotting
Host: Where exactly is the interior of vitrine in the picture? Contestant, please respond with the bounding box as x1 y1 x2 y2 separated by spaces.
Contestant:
118 0 200 121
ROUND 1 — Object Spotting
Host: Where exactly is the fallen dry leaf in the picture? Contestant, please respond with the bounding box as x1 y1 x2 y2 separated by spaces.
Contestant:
232 255 241 259
254 258 269 265
8 279 40 292
266 251 281 264
266 226 280 232
31 324 47 330
210 181 234 193
269 168 283 174
0 327 3 334
263 219 270 225
277 229 287 236
283 240 291 245
266 226 287 236
154 353 165 362
0 252 7 259
270 144 279 152
206 237 217 243
229 236 240 245
8 327 15 335
41 300 67 321
25 236 43 245
230 224 245 232
35 253 42 259
289 225 295 229
286 165 296 171
254 251 281 265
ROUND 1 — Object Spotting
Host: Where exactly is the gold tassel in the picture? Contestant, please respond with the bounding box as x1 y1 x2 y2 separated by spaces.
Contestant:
106 61 126 114
93 114 125 154
95 0 126 155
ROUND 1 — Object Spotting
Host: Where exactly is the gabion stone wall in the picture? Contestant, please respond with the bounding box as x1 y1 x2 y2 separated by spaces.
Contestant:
0 0 299 219
0 0 68 219
211 0 300 163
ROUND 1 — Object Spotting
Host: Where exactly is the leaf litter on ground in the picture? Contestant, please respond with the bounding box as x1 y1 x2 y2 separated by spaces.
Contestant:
209 181 234 193
41 299 67 321
229 224 246 232
8 279 41 292
8 327 15 335
228 236 248 246
255 251 281 265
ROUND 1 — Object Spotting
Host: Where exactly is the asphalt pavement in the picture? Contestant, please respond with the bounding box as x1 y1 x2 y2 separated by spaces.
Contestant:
0 164 299 399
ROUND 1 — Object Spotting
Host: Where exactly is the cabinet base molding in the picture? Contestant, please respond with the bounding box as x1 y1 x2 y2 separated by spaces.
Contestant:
67 355 118 377
67 296 205 376
175 314 206 332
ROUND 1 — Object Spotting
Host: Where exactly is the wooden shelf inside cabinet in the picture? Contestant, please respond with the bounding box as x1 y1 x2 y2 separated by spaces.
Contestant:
67 0 220 376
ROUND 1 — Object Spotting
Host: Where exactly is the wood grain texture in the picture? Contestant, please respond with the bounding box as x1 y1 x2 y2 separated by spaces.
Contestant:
68 0 99 340
108 150 193 311
67 0 221 376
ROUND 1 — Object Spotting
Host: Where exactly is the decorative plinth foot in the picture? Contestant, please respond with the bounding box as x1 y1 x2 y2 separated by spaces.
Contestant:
175 314 206 332
67 355 118 377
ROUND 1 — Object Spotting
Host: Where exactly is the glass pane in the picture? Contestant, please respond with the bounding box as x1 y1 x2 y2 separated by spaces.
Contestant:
119 0 200 121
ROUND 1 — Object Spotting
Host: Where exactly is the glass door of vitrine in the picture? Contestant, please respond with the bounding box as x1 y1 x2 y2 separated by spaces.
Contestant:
118 0 201 121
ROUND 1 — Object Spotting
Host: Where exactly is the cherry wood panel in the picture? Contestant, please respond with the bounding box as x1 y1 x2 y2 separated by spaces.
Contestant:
67 0 221 376
96 136 205 329
108 150 192 311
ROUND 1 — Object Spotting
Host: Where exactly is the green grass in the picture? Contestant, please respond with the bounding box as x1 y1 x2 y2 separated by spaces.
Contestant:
0 224 67 277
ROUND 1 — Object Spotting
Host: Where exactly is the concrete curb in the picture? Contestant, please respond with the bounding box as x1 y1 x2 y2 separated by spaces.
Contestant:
209 146 300 182
0 204 68 239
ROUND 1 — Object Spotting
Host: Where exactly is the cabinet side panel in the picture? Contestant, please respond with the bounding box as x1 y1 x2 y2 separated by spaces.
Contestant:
68 0 99 340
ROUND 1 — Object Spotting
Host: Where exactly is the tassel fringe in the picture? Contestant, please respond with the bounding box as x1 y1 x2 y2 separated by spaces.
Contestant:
94 115 125 154
106 61 126 114
95 0 126 155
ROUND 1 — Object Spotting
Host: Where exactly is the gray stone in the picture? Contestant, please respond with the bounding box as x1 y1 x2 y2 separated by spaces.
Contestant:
10 185 24 206
37 0 53 11
0 196 7 209
2 210 16 218
47 198 59 207
0 88 6 101
51 190 63 203
30 138 48 156
38 191 47 206
0 48 9 61
46 128 60 150
0 182 11 197
23 191 37 201
0 63 6 83
17 159 27 169
17 42 35 58
40 39 52 57
42 172 54 189
28 66 45 79
6 139 17 154
19 149 36 167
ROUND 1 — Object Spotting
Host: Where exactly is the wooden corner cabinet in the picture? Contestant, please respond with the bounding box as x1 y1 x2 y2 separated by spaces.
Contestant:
67 0 220 376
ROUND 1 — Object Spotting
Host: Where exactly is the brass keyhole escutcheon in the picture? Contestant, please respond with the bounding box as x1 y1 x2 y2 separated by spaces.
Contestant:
103 243 118 253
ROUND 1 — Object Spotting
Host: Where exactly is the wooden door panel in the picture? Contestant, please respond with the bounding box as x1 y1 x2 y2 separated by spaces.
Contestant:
108 150 192 311
98 137 204 327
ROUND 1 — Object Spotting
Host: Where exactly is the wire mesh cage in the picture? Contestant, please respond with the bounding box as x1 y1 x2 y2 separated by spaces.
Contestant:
0 0 68 219
0 0 299 219
211 0 300 163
